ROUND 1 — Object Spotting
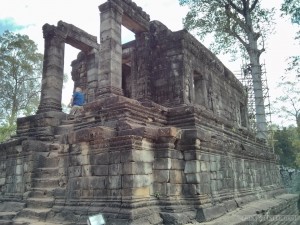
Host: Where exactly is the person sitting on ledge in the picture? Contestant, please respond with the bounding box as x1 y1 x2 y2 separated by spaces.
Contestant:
68 87 85 119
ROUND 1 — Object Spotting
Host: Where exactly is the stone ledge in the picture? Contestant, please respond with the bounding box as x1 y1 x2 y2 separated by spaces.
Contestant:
189 194 299 225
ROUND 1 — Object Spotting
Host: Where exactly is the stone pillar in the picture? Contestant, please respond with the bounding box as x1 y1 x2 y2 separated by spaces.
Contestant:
133 32 152 101
97 1 123 97
86 49 99 102
37 24 65 113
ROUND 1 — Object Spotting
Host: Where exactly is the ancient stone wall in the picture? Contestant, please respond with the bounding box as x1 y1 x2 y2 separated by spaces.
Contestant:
0 0 298 224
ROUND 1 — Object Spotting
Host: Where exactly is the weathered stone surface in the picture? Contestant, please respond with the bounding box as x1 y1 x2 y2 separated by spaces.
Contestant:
0 0 296 224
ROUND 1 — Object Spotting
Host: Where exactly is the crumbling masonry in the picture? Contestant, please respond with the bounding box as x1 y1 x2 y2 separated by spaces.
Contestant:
0 0 298 224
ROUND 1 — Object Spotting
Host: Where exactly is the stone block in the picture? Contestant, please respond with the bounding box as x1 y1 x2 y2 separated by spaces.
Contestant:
184 151 200 161
153 170 169 183
224 199 238 212
81 189 93 198
210 180 217 192
200 161 208 172
109 151 121 163
16 165 23 175
158 127 179 137
186 173 200 184
89 176 107 189
196 204 226 222
90 153 109 165
58 167 67 176
109 164 122 175
182 184 197 196
153 182 167 196
169 170 186 184
198 154 210 161
69 166 82 177
79 154 90 165
217 171 224 180
153 158 171 170
108 175 121 189
82 165 92 176
184 160 200 173
91 165 109 176
210 155 216 162
69 155 81 166
0 178 5 185
210 161 217 172
171 159 184 170
122 175 152 188
108 189 122 197
197 183 211 195
121 150 154 163
123 162 152 175
166 183 182 196
200 172 210 183
93 189 108 197
122 187 150 197
155 149 183 159
210 171 217 180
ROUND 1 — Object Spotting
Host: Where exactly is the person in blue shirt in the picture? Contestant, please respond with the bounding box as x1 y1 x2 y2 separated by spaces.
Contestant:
68 87 85 119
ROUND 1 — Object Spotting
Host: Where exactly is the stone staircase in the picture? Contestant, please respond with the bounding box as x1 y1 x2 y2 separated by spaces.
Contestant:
0 119 87 225
13 149 60 224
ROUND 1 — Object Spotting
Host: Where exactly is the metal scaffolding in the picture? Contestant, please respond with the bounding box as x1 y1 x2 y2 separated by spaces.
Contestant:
236 62 274 148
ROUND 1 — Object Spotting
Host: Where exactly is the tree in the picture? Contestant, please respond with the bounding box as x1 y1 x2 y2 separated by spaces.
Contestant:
281 0 300 25
274 80 300 131
274 126 300 168
281 0 300 75
0 31 43 142
179 0 275 139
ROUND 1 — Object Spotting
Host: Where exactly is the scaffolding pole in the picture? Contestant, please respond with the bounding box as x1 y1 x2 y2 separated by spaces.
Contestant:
236 62 274 150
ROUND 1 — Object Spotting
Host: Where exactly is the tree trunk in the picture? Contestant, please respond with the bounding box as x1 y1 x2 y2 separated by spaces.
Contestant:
245 10 268 140
249 54 268 139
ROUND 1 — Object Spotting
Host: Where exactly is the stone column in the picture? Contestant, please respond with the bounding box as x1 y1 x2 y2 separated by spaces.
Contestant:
37 24 65 113
86 49 99 102
97 1 123 97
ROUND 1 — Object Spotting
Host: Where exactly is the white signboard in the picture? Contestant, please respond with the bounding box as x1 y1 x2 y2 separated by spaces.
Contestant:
87 214 105 225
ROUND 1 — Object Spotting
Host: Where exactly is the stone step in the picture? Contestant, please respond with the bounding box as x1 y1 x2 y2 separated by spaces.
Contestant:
27 188 55 198
61 120 75 125
13 217 51 224
32 178 59 188
32 167 58 178
13 217 82 225
26 197 54 209
36 157 59 168
28 187 66 199
15 208 51 221
55 124 74 135
0 211 17 220
0 220 12 225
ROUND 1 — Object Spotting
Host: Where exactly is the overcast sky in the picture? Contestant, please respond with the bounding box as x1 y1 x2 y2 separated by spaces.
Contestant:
0 0 299 126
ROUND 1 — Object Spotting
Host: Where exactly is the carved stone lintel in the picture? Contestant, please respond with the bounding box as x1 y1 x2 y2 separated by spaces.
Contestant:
96 86 124 97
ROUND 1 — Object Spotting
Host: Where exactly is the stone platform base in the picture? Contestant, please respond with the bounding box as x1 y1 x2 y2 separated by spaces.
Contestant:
0 194 298 224
188 194 299 225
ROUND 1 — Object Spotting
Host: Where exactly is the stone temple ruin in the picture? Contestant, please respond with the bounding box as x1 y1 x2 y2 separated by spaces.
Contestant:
0 0 298 224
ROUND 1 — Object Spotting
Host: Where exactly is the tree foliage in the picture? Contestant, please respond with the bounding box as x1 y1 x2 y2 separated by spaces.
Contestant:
179 0 275 139
281 0 300 75
274 126 300 168
179 0 275 56
281 0 300 26
274 80 300 130
0 31 43 142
